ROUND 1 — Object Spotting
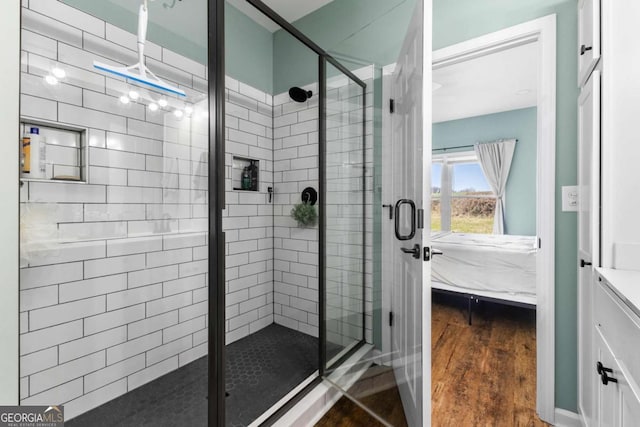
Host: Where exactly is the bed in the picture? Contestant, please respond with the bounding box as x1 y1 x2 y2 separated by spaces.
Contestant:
430 231 538 323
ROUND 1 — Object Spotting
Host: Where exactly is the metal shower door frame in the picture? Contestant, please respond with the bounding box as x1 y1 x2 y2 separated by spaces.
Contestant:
208 0 226 426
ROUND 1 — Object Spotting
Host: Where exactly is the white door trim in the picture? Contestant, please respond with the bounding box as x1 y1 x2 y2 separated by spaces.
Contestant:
0 0 21 405
433 15 557 424
421 3 433 424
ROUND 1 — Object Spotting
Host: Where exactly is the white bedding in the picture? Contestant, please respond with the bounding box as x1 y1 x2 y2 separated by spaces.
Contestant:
431 232 537 305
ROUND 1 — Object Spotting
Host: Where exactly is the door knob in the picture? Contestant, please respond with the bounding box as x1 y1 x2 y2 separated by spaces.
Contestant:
401 244 421 259
432 249 443 256
580 259 592 268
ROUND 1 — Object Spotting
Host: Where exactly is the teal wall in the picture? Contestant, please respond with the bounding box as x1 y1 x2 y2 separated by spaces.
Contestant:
273 0 418 94
434 0 579 412
433 107 537 236
224 3 274 93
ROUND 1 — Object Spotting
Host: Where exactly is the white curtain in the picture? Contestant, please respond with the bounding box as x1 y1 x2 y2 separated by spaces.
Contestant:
474 139 516 234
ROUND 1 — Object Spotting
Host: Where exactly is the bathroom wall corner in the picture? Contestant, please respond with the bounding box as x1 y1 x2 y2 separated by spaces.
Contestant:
0 0 20 405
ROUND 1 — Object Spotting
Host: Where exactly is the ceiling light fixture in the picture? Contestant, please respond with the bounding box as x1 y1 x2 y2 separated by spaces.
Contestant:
158 99 168 107
119 95 130 104
129 90 140 100
148 103 159 112
174 109 184 118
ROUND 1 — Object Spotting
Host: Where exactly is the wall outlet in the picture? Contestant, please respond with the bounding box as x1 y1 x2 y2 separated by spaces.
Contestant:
562 185 579 212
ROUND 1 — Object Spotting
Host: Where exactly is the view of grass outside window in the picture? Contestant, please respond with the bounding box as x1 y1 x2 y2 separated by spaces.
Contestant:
431 154 496 234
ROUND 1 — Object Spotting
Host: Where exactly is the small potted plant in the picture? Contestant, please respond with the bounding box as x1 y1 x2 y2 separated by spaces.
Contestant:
291 202 317 227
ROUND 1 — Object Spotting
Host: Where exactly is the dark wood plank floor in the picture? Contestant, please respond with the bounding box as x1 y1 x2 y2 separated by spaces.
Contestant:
432 296 548 427
317 296 547 426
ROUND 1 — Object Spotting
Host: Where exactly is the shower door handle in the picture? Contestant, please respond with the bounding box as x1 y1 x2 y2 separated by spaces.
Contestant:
394 199 416 241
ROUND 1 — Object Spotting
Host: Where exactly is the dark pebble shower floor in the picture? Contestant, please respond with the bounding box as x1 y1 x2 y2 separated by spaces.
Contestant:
66 324 318 427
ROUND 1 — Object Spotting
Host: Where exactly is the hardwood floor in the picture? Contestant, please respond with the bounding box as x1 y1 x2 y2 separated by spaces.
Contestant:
432 295 548 427
316 296 547 426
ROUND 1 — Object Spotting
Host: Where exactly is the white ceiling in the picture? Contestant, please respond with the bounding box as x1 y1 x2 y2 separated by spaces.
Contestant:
227 0 336 32
432 42 538 123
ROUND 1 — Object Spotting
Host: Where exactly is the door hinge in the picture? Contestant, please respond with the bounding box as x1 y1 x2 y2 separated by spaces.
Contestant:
389 311 394 327
538 237 541 249
390 99 395 113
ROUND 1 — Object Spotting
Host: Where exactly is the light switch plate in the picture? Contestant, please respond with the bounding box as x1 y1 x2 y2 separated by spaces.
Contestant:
562 185 579 212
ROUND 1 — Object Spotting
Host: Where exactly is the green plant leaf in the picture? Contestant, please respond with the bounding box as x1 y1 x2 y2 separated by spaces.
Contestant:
290 202 317 227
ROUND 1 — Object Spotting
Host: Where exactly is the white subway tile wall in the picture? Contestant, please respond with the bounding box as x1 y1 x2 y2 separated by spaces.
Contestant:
272 71 373 348
272 83 320 337
223 76 274 344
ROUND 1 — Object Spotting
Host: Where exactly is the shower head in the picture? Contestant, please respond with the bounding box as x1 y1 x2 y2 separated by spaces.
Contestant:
289 87 312 103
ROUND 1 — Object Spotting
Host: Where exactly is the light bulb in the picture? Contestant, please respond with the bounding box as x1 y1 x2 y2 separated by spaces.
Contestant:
148 103 159 112
119 95 130 104
158 99 168 107
44 75 58 86
174 109 184 118
184 106 193 115
128 90 139 100
51 67 66 79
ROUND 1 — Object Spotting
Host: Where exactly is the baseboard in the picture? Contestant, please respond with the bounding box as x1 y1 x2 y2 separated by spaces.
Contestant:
554 408 583 427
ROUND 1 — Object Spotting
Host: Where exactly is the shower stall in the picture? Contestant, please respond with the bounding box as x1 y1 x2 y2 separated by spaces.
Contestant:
16 0 375 426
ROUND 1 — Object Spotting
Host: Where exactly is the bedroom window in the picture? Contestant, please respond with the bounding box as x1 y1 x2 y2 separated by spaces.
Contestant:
431 151 496 234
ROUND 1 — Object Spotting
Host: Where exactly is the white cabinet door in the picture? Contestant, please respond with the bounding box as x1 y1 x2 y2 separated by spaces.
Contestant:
578 70 601 426
578 0 601 87
595 328 619 427
617 359 640 427
594 327 640 427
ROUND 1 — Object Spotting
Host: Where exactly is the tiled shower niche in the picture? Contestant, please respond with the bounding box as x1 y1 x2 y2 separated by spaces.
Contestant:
231 156 260 191
20 119 87 183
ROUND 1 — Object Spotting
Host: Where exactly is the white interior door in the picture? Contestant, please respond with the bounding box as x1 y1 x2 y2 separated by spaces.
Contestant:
578 70 600 427
389 3 430 426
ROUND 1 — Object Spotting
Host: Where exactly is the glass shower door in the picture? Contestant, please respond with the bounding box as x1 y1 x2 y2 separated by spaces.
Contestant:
320 1 429 425
18 1 210 424
322 60 367 367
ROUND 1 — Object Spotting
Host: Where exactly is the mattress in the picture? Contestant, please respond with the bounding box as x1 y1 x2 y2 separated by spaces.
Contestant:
431 232 537 304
